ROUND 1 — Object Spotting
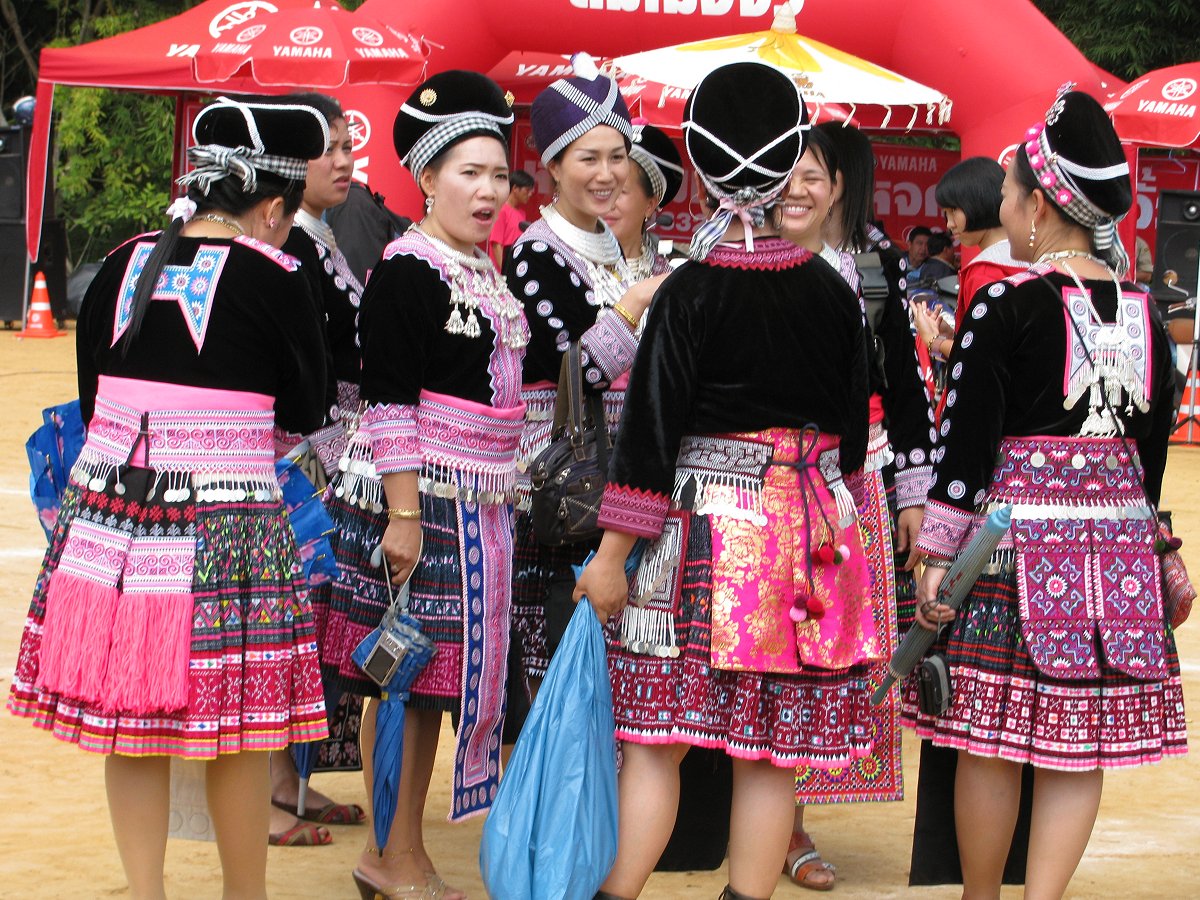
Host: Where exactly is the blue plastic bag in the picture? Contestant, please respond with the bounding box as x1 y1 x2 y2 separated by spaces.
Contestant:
25 399 85 542
480 595 619 900
275 453 338 587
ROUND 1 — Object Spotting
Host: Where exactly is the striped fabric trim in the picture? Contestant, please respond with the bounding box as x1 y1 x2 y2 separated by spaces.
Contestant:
598 482 670 538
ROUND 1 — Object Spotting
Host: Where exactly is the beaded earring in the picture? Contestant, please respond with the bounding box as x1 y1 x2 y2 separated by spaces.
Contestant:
1028 219 1037 248
425 196 435 214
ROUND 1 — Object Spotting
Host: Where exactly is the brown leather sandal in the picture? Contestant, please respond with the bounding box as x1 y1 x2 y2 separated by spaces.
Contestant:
785 829 837 891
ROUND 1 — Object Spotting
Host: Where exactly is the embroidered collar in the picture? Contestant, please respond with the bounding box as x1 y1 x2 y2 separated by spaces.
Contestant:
540 203 623 266
112 240 230 352
1055 270 1152 434
705 237 811 271
295 209 336 252
400 226 529 351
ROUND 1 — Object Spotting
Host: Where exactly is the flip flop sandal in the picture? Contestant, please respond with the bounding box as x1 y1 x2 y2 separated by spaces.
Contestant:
268 822 333 846
785 830 837 891
272 798 367 825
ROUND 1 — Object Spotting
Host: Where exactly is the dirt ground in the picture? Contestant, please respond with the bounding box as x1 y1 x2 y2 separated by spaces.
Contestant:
1 331 1197 900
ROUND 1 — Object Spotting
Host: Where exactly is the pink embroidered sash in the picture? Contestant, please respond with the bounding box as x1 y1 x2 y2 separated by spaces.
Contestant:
986 436 1166 680
76 377 277 486
664 429 878 672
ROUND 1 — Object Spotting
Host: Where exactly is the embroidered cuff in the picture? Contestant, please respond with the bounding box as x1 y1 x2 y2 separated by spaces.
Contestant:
598 482 670 539
309 421 347 477
916 499 973 557
843 468 868 514
580 311 639 388
362 402 419 474
895 464 933 510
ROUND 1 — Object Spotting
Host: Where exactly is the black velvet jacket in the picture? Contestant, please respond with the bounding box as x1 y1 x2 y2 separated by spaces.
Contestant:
926 269 1175 515
283 222 362 386
505 219 637 394
873 237 936 473
606 238 869 507
77 233 327 435
359 236 513 408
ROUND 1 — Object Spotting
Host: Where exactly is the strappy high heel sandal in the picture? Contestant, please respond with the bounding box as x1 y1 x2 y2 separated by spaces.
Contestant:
425 871 466 900
352 868 435 900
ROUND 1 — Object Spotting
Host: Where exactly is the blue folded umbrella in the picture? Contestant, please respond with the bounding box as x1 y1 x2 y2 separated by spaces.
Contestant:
350 545 437 851
275 452 338 587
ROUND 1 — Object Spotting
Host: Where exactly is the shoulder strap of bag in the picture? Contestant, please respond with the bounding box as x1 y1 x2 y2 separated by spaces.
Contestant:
550 342 613 457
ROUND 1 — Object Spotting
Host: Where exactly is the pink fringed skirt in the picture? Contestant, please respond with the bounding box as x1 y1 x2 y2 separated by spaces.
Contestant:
7 387 328 758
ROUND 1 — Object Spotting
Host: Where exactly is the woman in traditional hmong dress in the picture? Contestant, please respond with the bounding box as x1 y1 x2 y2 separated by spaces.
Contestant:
506 58 665 700
269 92 368 845
912 157 1025 411
576 62 879 900
909 89 1187 898
905 153 1031 889
317 71 526 899
774 123 935 890
7 96 331 899
602 119 684 280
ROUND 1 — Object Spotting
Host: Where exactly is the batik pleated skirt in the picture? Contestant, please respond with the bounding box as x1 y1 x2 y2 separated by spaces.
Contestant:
903 436 1189 770
900 569 1188 770
795 453 904 802
319 391 521 820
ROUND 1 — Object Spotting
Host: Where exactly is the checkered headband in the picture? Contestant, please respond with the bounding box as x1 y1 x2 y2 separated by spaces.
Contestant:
535 76 633 165
177 96 327 195
630 126 685 206
399 105 515 181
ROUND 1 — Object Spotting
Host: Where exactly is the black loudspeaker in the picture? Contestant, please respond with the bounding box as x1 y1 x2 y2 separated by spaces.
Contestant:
0 219 68 325
0 124 25 222
1151 190 1200 307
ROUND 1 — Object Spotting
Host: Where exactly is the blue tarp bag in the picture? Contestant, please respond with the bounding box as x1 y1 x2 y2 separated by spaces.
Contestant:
275 451 338 587
26 399 85 542
480 594 619 900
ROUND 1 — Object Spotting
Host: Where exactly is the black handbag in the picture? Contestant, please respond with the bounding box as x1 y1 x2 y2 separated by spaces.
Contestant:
917 653 953 716
529 342 612 546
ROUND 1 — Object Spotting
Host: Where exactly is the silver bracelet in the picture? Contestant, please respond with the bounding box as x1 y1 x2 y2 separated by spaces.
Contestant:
924 556 954 569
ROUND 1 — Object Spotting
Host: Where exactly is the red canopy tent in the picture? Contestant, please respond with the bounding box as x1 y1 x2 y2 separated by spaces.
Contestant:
25 0 327 259
27 0 1122 260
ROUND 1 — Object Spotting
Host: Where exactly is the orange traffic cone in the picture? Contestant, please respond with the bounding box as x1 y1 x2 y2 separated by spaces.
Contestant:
16 271 66 339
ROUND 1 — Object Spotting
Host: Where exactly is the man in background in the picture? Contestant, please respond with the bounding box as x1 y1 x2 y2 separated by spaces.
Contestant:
905 225 933 278
490 169 535 266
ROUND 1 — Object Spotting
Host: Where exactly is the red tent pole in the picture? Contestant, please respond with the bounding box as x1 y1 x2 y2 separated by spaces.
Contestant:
25 77 56 262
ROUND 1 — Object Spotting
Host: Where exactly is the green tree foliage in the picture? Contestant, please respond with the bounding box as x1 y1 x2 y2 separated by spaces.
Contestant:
1035 0 1200 81
53 86 174 262
2 3 185 264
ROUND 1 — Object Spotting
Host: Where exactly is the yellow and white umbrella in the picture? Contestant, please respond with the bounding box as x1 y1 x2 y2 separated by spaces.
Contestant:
611 4 951 131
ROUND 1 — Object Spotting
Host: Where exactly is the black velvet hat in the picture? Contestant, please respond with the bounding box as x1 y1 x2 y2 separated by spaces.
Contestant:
181 95 329 194
1027 89 1131 219
630 119 685 206
530 54 633 165
683 62 808 196
393 70 515 180
683 63 809 260
1023 87 1131 269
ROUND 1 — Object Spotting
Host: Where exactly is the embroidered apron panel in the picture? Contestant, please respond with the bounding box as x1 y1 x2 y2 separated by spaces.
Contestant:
990 437 1166 681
